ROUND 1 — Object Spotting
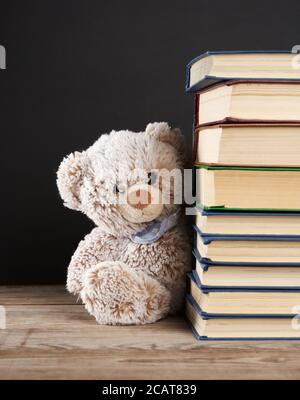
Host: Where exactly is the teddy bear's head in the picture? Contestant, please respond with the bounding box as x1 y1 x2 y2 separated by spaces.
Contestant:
57 122 185 237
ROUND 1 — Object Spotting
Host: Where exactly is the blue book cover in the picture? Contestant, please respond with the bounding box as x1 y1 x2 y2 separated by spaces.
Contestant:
185 50 297 93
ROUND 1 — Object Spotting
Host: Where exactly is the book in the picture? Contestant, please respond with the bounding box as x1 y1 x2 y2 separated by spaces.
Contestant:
194 81 300 126
186 294 300 340
195 229 300 264
195 207 300 236
186 50 300 92
193 249 300 289
196 165 300 211
189 271 300 314
195 124 300 167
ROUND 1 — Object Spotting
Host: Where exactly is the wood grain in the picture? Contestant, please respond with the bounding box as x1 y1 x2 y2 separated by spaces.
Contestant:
0 285 76 305
1 285 300 379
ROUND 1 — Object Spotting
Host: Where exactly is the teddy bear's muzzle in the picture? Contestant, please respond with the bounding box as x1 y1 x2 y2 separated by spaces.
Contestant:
118 183 164 223
127 188 152 210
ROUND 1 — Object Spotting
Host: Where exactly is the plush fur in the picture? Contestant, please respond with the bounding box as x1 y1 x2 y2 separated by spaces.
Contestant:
57 122 191 325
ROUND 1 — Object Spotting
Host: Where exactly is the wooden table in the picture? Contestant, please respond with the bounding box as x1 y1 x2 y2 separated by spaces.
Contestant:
0 285 299 380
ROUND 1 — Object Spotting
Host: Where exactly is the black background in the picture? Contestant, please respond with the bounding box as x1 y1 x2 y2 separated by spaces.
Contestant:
1 0 300 284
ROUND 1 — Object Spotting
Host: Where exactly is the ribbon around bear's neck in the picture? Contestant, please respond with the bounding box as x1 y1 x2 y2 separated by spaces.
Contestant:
131 208 181 245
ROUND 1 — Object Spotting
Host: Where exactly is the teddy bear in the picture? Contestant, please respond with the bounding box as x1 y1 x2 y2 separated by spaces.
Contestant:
56 122 191 325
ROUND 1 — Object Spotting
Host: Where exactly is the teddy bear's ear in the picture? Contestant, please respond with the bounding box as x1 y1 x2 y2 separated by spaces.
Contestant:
56 151 88 210
145 122 185 155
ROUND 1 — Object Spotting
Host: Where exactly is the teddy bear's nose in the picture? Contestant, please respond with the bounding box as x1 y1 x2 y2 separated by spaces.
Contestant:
127 188 152 209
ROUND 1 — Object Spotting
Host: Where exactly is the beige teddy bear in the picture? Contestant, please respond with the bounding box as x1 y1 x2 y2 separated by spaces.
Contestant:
57 122 191 325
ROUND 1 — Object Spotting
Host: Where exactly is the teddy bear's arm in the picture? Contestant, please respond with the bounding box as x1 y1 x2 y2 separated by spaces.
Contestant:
67 228 120 294
124 224 192 295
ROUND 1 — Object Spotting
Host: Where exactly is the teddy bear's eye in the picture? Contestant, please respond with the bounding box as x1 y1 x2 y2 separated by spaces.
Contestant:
148 171 156 185
113 185 119 194
113 184 126 194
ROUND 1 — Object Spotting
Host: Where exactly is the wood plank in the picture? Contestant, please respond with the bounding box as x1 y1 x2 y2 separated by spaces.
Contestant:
1 343 300 379
0 316 194 344
2 305 192 331
3 305 94 330
1 315 300 379
2 319 300 350
1 285 300 379
0 286 76 305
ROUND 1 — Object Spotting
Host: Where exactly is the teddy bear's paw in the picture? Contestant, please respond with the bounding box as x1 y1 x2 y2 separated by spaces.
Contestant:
66 269 84 295
80 261 171 325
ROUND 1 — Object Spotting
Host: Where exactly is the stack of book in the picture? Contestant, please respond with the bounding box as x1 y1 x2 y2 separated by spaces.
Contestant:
185 50 300 340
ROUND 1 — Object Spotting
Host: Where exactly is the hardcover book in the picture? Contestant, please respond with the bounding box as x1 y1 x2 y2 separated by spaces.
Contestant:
186 293 300 340
194 227 300 264
186 50 300 93
193 248 300 289
196 165 300 211
188 271 300 314
195 207 300 236
194 124 300 167
194 81 300 127
193 246 300 267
